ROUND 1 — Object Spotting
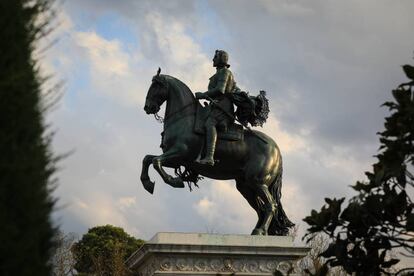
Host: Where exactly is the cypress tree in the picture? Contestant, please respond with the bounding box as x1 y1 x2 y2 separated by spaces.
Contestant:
0 0 57 274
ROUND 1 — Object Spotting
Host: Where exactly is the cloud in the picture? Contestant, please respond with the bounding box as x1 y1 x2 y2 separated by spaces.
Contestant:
281 180 307 217
142 12 212 92
261 113 307 154
72 30 149 107
62 10 213 110
210 0 414 149
76 32 130 76
259 0 314 16
193 178 310 240
69 194 130 233
194 180 256 234
118 196 137 210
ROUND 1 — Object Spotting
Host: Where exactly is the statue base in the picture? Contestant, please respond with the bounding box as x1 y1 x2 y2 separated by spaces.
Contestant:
126 232 309 275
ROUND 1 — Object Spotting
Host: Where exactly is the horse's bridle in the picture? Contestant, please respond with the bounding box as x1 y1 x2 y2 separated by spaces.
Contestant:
151 75 196 130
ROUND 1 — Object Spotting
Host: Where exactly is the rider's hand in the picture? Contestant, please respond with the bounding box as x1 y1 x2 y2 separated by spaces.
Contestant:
195 92 205 99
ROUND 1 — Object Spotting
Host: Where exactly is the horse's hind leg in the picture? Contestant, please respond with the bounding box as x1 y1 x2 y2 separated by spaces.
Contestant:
251 184 277 235
242 163 277 235
236 180 264 232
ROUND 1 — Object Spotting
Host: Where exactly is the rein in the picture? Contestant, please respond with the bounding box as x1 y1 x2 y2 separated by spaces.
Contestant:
154 113 164 123
154 101 195 129
165 102 194 122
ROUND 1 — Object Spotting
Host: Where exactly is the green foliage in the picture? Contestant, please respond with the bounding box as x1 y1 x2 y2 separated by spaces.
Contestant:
295 232 347 275
72 225 144 275
0 0 57 275
304 64 414 275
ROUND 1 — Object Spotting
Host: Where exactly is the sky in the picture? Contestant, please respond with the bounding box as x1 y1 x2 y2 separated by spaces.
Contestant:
42 0 414 248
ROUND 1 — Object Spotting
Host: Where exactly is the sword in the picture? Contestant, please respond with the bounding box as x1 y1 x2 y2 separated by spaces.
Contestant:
201 95 268 144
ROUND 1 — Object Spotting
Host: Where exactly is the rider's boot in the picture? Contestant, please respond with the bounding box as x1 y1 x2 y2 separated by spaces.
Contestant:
199 125 217 166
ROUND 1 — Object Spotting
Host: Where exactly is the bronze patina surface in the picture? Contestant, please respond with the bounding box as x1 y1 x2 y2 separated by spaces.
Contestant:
141 51 293 236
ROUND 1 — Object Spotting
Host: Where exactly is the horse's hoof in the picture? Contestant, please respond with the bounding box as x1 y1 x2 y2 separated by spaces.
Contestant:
169 177 185 188
141 177 155 194
251 228 266 235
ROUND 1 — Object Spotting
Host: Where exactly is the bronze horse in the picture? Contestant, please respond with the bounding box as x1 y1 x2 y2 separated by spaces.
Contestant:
141 72 293 235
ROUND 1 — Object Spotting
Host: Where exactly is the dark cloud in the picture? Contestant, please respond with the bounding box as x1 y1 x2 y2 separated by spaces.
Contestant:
208 0 414 150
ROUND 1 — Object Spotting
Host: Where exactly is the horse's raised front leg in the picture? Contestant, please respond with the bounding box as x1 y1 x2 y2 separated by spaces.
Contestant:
152 146 186 189
140 154 156 194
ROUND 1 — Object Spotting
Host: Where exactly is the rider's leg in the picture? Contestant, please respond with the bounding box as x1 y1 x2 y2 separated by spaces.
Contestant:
199 117 217 166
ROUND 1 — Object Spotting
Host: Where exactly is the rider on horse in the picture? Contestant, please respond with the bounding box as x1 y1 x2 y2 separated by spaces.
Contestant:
195 50 240 166
142 59 293 235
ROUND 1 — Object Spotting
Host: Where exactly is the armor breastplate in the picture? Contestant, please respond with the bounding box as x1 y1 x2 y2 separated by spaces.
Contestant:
208 68 236 97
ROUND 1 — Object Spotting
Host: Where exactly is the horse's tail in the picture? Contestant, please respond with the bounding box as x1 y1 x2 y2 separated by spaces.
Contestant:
268 162 294 235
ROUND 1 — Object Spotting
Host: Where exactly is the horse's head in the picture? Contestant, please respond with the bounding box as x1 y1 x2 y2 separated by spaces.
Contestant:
144 68 169 114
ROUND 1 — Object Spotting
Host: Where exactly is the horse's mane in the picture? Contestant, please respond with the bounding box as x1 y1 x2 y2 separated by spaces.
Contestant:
160 74 195 101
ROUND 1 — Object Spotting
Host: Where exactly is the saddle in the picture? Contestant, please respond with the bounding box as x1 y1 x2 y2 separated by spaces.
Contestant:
194 104 244 141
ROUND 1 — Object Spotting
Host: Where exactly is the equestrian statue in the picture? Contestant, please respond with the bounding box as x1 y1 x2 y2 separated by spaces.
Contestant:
141 50 294 235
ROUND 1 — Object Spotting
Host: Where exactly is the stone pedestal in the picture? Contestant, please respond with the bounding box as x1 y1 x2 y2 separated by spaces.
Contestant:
126 232 309 275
